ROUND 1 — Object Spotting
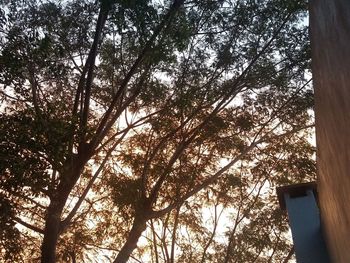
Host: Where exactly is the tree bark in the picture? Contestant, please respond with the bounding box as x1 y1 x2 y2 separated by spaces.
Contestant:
41 190 70 263
40 159 85 263
40 3 109 263
41 205 62 263
113 213 148 263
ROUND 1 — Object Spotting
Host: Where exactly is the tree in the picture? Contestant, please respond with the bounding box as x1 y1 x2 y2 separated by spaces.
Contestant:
0 0 312 262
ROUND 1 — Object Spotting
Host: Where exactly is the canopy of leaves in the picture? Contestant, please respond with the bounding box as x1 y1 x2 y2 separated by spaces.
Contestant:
0 0 312 262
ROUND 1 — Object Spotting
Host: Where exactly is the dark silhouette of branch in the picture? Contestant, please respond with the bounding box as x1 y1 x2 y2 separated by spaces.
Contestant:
91 0 185 150
170 206 181 263
81 4 110 132
13 217 44 234
60 129 128 230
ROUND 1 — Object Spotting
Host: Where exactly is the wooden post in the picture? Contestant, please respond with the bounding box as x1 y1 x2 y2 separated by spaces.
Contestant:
310 1 350 262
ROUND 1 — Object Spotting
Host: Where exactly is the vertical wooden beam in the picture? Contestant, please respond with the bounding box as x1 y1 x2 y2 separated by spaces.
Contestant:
310 1 350 262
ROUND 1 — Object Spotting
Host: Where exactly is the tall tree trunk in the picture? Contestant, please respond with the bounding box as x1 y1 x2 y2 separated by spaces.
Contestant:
41 163 84 263
41 203 63 263
41 190 70 263
113 213 148 263
40 4 109 263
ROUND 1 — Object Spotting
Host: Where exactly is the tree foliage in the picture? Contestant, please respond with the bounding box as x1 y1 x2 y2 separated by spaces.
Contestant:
0 0 312 262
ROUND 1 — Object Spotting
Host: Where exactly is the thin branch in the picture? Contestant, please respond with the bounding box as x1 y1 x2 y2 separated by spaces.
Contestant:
161 212 171 263
92 64 152 148
170 206 181 263
60 130 128 230
13 217 44 234
4 190 47 210
81 4 110 132
224 207 242 263
200 203 222 263
94 106 162 153
27 64 41 118
150 220 160 263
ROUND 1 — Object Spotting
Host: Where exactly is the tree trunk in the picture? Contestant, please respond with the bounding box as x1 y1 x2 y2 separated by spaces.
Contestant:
41 200 65 263
41 163 84 263
113 213 148 263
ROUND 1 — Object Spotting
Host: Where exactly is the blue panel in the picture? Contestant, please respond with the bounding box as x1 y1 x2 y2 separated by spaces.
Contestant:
285 190 330 263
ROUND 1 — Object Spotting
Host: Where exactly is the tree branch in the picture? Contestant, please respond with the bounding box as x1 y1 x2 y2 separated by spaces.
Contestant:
81 4 110 133
90 0 185 149
60 129 128 231
13 217 44 234
150 124 313 219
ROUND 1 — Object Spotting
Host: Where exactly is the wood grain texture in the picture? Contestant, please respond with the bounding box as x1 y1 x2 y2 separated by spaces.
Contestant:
310 1 350 262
